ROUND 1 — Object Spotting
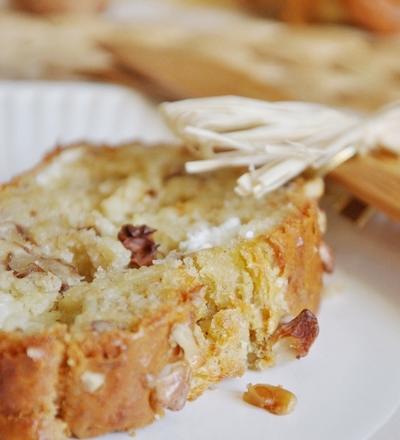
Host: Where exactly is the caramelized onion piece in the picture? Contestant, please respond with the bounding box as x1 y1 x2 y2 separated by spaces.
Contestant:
243 383 297 415
118 224 159 268
271 309 319 359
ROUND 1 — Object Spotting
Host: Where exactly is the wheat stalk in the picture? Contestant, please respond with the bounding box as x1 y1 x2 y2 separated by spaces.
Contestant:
161 96 400 198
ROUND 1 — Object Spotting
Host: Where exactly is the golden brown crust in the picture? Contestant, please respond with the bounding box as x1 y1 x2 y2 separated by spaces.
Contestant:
62 308 189 438
268 201 322 314
0 329 67 440
0 308 191 439
0 415 67 440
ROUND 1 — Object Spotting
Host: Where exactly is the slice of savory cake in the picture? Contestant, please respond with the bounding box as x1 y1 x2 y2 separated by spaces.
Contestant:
0 143 326 439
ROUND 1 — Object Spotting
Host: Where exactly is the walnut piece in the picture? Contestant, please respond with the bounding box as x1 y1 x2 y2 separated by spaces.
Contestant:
0 222 35 245
118 224 159 268
243 383 297 415
6 252 43 278
6 250 81 288
81 371 105 393
270 309 319 359
150 361 191 412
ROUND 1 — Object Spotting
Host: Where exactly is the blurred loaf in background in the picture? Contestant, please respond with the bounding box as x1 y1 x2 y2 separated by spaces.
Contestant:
0 0 399 110
10 0 109 14
237 0 400 33
104 18 400 110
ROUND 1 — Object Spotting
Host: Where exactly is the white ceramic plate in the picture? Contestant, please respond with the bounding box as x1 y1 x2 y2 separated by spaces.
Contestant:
0 81 173 182
0 82 399 440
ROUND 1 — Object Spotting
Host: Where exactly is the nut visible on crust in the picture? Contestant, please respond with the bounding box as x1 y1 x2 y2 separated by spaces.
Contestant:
319 241 334 273
118 224 159 268
170 323 202 368
81 371 105 393
243 383 297 415
150 361 191 412
26 347 45 361
270 309 319 359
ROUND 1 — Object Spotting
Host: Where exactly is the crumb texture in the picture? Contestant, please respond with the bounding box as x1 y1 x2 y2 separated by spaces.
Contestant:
0 144 323 438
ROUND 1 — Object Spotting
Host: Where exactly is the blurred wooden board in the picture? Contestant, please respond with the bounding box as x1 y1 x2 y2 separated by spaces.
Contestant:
330 154 400 222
